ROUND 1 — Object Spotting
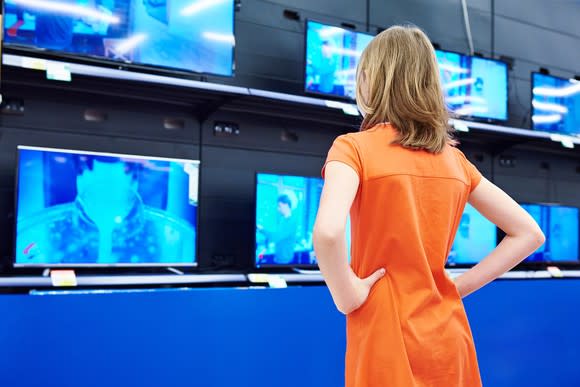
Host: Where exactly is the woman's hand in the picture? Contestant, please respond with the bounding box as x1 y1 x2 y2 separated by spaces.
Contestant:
336 268 386 315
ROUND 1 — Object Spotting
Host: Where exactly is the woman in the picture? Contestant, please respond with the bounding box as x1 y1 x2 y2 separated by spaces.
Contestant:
313 25 545 387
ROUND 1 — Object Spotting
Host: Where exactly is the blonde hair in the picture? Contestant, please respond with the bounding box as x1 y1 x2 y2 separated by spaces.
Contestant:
356 25 454 153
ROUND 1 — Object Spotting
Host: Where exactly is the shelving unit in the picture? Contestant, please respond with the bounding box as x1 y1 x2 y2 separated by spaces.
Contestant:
1 53 578 290
4 53 579 151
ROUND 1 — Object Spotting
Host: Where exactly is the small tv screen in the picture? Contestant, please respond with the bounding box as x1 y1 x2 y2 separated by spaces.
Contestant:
15 146 199 266
448 203 497 265
305 20 373 100
255 173 351 267
521 204 579 263
436 49 508 121
3 0 235 76
531 72 580 136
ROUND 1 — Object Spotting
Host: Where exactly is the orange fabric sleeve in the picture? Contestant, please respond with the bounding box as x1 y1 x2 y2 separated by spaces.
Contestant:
322 135 363 179
455 148 483 192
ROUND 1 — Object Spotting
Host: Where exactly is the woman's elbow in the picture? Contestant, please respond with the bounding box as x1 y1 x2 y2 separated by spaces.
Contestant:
313 224 343 244
532 227 546 249
524 224 545 250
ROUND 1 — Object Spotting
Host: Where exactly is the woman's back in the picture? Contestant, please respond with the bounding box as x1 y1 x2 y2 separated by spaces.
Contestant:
325 123 483 386
314 24 544 387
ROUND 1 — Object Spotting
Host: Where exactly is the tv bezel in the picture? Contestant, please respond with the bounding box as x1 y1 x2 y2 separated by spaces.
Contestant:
13 145 201 268
253 171 326 270
2 0 236 78
435 48 510 123
530 71 579 135
303 19 374 102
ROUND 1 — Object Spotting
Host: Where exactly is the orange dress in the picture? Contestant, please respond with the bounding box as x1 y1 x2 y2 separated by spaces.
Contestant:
323 123 483 387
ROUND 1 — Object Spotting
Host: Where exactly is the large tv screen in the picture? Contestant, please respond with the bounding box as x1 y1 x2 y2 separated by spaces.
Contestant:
255 173 351 268
305 20 373 100
447 203 497 266
531 72 580 136
435 49 508 121
3 0 235 76
15 146 199 267
521 204 579 263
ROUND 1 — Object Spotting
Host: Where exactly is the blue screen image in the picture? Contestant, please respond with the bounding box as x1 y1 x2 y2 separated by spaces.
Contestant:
3 0 235 76
255 173 351 267
15 146 199 266
448 203 497 265
305 20 373 100
521 204 579 262
436 49 508 121
532 73 580 136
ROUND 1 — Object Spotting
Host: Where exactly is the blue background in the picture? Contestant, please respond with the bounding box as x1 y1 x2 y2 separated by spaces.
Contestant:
0 280 579 387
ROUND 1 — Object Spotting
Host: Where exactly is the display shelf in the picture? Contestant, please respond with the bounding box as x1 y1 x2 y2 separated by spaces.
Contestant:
0 273 247 288
0 269 578 290
5 53 577 150
451 119 579 148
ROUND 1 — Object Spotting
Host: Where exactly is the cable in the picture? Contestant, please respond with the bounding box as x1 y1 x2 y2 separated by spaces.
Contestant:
460 0 475 55
491 0 495 56
366 0 370 33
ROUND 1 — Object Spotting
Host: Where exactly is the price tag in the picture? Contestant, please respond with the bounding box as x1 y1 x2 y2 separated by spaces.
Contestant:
550 134 575 149
46 62 72 82
546 266 563 278
21 57 47 71
453 121 470 132
248 274 270 284
248 274 288 288
267 275 288 289
50 270 78 287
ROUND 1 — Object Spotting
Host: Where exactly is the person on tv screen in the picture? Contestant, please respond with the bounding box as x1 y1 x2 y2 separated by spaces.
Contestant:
319 41 338 93
18 154 195 265
7 0 116 51
35 7 76 51
257 194 298 264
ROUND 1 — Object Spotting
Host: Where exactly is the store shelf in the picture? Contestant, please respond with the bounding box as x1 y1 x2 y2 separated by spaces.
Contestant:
8 53 577 148
0 273 247 288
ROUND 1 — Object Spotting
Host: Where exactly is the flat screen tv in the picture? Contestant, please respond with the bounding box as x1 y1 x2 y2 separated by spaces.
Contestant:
305 20 373 100
3 0 235 76
531 72 580 137
520 203 579 263
15 146 199 267
435 49 508 122
447 203 497 266
255 172 351 268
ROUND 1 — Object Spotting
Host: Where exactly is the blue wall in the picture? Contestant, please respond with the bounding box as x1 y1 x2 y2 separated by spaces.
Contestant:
0 280 578 387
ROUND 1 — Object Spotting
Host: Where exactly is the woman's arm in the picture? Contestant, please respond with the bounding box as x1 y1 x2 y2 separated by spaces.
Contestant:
454 178 546 297
313 161 385 315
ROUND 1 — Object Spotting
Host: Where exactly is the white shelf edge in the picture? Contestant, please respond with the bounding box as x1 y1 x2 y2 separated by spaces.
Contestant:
3 54 577 145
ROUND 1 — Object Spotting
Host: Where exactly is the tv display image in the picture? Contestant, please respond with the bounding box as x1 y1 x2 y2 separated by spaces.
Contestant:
520 204 579 263
255 173 351 267
435 49 508 121
531 72 580 137
15 146 199 266
3 0 235 76
447 203 497 266
305 20 373 100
